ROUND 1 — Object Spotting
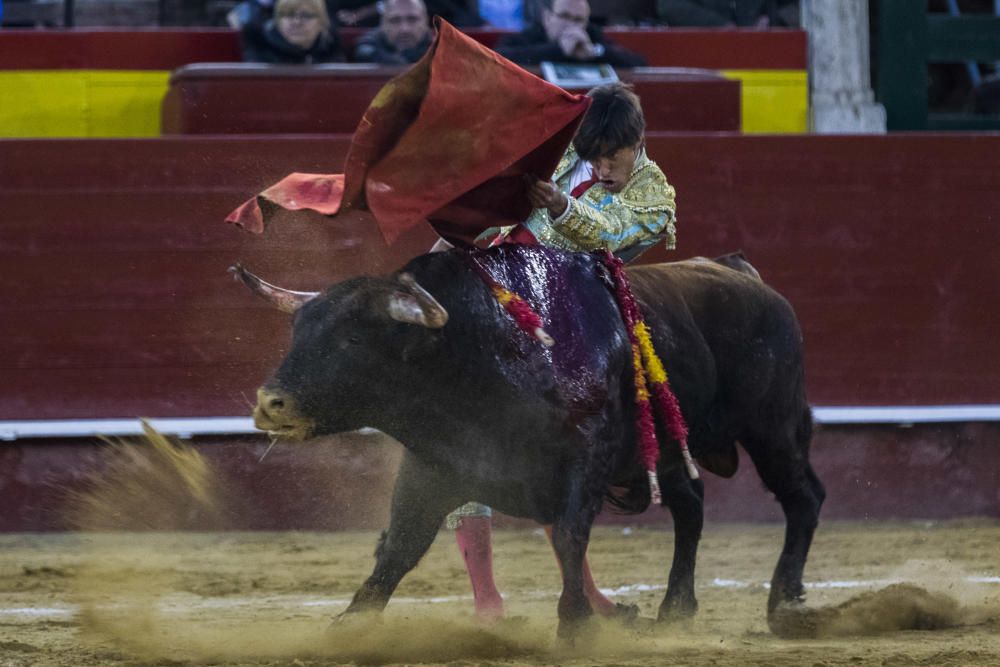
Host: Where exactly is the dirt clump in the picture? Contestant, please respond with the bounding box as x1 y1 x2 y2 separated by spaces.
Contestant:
770 583 962 638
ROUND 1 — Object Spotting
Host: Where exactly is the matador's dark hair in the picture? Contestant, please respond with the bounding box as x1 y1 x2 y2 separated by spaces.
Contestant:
572 82 645 161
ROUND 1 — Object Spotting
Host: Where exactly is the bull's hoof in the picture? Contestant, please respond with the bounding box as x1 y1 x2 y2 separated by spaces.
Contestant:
768 599 822 639
657 595 698 624
326 610 383 635
490 615 529 631
598 602 660 631
555 615 597 649
606 602 640 623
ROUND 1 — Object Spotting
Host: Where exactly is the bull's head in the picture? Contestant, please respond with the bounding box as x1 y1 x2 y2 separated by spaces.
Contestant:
230 265 449 439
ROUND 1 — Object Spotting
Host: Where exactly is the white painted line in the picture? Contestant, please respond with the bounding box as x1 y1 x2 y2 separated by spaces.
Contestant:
0 417 259 441
0 607 74 618
0 419 382 441
711 578 897 590
812 405 1000 424
3 406 1000 440
1 576 996 621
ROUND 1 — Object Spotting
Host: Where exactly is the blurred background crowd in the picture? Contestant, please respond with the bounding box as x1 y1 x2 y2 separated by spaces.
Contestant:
2 0 997 115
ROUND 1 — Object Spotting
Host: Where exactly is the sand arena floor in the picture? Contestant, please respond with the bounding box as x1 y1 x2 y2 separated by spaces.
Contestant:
1 432 998 666
1 520 999 667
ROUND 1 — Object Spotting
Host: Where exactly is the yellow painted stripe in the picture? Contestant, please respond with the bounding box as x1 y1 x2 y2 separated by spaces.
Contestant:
721 69 808 134
0 70 169 138
0 68 809 137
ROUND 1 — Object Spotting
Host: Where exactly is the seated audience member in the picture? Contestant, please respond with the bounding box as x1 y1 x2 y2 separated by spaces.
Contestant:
657 0 799 27
353 0 433 65
230 0 338 30
242 0 344 63
496 0 647 67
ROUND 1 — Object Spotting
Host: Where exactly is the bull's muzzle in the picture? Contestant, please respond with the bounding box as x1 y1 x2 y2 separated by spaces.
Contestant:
253 387 313 440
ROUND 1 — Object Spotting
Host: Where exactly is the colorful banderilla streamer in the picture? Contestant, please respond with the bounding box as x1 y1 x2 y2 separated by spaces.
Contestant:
465 253 555 348
601 250 699 505
489 285 555 347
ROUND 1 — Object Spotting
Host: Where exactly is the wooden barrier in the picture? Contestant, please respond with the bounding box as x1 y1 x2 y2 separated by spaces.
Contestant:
2 132 998 527
2 133 998 420
3 422 998 531
161 64 741 134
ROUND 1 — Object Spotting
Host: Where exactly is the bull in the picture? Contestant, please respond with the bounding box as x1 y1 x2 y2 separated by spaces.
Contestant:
235 244 824 638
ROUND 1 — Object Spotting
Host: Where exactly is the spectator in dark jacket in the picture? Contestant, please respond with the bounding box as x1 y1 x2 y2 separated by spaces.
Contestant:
496 0 646 68
242 0 344 64
352 0 434 65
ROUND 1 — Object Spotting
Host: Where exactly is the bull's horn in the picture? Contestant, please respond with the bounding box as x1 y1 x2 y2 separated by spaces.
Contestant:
387 273 449 328
229 264 320 314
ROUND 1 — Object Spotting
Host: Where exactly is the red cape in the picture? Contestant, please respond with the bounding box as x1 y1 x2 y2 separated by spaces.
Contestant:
225 18 590 245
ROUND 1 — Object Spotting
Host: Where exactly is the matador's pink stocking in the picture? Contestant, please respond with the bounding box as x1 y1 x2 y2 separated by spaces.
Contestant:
454 516 505 620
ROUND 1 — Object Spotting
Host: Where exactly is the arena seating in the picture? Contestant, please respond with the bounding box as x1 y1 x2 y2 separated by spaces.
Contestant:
0 27 806 70
0 27 807 136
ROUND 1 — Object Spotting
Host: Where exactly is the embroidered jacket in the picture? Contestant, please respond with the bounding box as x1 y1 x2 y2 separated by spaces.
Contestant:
522 145 677 252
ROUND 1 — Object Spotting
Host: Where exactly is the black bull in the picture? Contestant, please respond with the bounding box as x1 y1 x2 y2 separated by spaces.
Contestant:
235 245 824 637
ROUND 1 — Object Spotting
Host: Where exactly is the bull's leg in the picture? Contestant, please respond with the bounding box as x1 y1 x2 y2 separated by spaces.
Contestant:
657 464 705 622
344 452 463 615
742 427 825 617
549 462 602 640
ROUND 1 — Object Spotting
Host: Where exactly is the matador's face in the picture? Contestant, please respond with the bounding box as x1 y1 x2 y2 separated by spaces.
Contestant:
588 143 640 194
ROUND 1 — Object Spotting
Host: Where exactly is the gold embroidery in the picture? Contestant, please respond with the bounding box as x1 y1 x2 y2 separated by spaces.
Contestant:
525 146 677 253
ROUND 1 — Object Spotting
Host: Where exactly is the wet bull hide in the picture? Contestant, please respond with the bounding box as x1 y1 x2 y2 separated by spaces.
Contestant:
235 245 824 638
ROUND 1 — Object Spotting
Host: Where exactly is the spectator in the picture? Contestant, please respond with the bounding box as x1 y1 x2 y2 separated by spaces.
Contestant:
657 0 799 28
353 0 434 65
241 0 345 63
496 0 647 68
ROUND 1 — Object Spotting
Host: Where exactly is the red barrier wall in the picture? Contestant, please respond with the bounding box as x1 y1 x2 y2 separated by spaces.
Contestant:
2 422 997 532
3 134 998 421
2 133 999 528
0 28 805 70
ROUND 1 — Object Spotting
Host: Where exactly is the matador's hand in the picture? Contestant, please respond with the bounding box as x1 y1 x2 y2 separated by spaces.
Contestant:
526 178 568 218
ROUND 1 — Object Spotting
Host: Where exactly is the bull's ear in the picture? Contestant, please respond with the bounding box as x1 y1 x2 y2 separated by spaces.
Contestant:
229 264 320 314
386 273 448 328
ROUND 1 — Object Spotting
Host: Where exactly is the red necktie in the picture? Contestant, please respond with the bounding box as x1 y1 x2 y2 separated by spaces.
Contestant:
570 174 600 199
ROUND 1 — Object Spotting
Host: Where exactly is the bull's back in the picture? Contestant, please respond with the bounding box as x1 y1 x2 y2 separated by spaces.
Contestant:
626 259 806 421
626 259 800 346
